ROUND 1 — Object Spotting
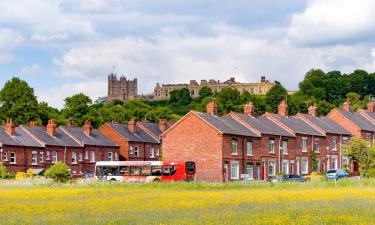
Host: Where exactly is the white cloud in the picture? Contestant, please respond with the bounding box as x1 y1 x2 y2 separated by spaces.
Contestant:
0 29 24 49
287 0 375 46
0 53 16 64
21 64 41 75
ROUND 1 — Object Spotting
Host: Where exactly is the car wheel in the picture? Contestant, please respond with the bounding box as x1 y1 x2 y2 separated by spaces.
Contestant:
154 178 161 183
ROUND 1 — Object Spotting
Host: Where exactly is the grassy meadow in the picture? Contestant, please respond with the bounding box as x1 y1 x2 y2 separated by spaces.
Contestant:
0 180 375 225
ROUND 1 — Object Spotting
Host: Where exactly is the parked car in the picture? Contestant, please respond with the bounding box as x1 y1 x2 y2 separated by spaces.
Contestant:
267 174 306 183
326 169 349 180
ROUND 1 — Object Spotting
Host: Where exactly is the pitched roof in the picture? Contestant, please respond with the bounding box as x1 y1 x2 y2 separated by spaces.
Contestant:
358 109 375 123
195 112 260 137
300 114 351 135
107 123 159 144
270 114 324 136
0 127 43 147
21 126 82 147
141 122 163 138
337 109 375 132
233 113 294 137
60 126 117 147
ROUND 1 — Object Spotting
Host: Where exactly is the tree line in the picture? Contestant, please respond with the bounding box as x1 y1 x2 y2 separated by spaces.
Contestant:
1 68 375 128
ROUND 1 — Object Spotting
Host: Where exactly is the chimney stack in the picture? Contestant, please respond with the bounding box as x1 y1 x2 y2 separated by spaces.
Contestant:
159 119 167 132
368 98 375 112
244 102 255 116
47 119 57 136
206 100 218 115
308 104 318 117
83 120 93 136
278 99 288 116
5 118 15 136
29 121 37 126
128 118 136 133
343 100 351 112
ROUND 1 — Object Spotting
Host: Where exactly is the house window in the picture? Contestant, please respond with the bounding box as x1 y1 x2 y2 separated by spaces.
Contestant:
332 137 337 151
10 152 16 164
79 153 83 161
269 139 275 153
366 133 371 146
282 140 288 155
342 157 349 168
114 152 118 160
129 146 134 155
342 137 349 146
246 141 253 156
313 138 319 152
156 148 160 156
85 151 89 160
72 152 77 164
316 159 321 172
46 151 50 160
134 146 139 157
3 152 8 161
246 164 253 179
331 156 338 169
150 147 155 158
52 151 57 163
268 161 275 176
108 152 113 161
90 151 95 162
40 152 44 163
231 139 238 155
302 137 307 152
230 161 239 179
301 158 308 174
282 160 289 174
32 151 38 165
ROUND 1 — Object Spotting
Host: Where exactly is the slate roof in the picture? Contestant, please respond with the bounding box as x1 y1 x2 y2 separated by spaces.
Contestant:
358 110 375 123
300 114 351 135
107 123 159 143
271 114 324 136
21 126 82 147
0 126 43 147
233 113 294 137
61 126 117 147
195 112 260 137
141 122 163 138
337 109 375 132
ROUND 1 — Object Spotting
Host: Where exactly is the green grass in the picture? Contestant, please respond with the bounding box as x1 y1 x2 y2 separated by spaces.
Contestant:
0 179 374 224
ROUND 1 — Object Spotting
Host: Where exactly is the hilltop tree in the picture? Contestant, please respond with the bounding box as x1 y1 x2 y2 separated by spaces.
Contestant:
265 84 288 113
62 93 92 126
0 77 39 125
215 88 242 114
198 86 213 99
169 88 192 105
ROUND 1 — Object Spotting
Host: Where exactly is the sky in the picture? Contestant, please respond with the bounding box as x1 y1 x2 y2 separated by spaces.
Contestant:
1 0 375 108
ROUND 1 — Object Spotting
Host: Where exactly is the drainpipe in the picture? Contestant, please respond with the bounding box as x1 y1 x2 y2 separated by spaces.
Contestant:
144 143 146 161
278 136 282 174
64 146 67 164
243 137 246 175
339 134 342 169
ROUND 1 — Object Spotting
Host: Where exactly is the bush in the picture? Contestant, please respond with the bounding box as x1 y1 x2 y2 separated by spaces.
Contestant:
44 162 71 183
0 166 14 179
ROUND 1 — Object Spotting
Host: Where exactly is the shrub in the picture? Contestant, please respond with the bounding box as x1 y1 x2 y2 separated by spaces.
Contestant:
44 162 71 183
0 166 14 179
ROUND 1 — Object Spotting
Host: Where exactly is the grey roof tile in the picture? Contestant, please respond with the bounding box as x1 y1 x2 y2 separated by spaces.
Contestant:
108 123 159 144
272 114 324 136
141 122 163 138
234 113 294 137
301 115 352 135
0 126 43 147
22 126 82 147
337 109 375 132
195 112 260 137
61 126 117 147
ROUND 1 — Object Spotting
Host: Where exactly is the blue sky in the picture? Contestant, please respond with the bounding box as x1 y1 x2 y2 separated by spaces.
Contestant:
1 0 375 108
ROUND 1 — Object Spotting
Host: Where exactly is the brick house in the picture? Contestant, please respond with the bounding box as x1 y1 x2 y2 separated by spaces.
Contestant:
0 119 45 173
228 103 296 180
162 101 261 182
99 119 161 161
327 101 375 145
296 104 352 172
59 121 119 175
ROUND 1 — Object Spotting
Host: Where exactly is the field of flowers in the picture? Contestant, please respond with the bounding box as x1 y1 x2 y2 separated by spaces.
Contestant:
0 179 375 225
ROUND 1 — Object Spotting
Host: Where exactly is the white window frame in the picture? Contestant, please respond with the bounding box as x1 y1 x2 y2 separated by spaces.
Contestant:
39 152 44 163
46 151 50 160
90 151 95 162
231 139 238 155
114 152 118 160
246 141 253 156
129 146 134 155
79 153 83 161
332 137 337 151
85 151 89 160
268 160 276 176
150 147 155 158
134 146 139 157
342 156 349 168
282 140 288 155
282 160 289 174
269 139 275 153
342 137 349 146
108 152 113 161
156 148 160 156
230 161 239 180
316 159 321 172
302 137 307 152
246 164 254 179
71 152 77 164
3 152 8 161
331 156 338 169
52 151 57 163
10 152 16 164
301 157 309 174
32 151 38 165
313 138 319 153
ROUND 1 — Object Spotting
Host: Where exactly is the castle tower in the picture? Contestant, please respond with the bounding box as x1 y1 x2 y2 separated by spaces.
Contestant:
107 73 138 102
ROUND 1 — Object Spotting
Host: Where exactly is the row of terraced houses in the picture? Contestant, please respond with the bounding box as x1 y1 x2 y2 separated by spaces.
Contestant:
1 99 375 182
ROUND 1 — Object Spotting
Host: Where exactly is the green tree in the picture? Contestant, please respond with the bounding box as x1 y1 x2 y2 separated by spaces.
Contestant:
62 93 92 126
265 84 288 113
311 150 318 172
343 137 374 177
0 77 39 125
44 162 71 183
169 88 192 105
198 86 213 99
215 88 241 114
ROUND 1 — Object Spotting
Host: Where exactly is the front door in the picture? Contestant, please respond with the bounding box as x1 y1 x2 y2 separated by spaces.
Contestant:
255 164 260 180
223 161 229 183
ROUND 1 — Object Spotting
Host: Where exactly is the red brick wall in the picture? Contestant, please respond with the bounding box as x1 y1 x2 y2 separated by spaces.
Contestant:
163 113 223 182
327 110 361 137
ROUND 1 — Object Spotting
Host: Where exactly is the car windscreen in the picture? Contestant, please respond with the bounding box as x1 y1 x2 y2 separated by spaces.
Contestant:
327 170 336 173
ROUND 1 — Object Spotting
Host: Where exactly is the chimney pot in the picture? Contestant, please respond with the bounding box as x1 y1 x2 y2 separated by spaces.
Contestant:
308 104 318 117
83 120 93 136
244 102 255 116
343 101 352 112
128 118 136 133
206 101 218 115
5 118 15 136
368 98 375 112
159 119 167 132
278 99 288 116
47 119 57 136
